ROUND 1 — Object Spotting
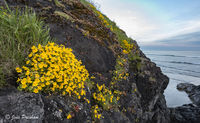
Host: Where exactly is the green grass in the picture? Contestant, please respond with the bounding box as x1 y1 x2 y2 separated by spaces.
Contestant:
54 0 65 8
80 0 93 6
54 11 74 22
0 6 51 87
0 68 5 88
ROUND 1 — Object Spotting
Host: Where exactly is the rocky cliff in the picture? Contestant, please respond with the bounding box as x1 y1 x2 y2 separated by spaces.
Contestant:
0 0 171 123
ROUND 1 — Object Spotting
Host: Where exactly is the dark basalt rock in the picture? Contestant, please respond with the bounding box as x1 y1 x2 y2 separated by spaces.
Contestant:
169 83 200 123
170 104 200 123
177 83 200 106
0 87 92 123
0 87 44 123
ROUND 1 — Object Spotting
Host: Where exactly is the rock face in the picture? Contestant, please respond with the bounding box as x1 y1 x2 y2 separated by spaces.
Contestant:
0 87 44 123
170 104 200 123
0 0 171 123
0 87 91 123
177 83 200 106
169 83 200 123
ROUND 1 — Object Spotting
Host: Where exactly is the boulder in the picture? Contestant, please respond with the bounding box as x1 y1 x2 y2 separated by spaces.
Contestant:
177 83 200 106
169 83 200 123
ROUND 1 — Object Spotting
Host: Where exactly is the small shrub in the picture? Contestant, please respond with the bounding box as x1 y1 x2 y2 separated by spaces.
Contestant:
129 53 142 70
121 40 134 54
92 105 102 119
16 42 89 99
93 83 120 110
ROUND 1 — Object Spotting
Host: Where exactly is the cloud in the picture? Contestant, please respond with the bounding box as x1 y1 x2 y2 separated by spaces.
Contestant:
93 0 200 47
93 0 164 42
156 31 200 47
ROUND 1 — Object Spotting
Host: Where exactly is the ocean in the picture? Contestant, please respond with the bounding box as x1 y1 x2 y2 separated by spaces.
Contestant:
143 50 200 107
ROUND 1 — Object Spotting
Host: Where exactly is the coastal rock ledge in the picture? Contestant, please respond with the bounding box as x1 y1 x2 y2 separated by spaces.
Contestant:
169 83 200 123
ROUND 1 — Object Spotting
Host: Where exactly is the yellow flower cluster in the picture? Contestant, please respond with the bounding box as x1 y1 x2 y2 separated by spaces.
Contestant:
121 40 133 54
92 105 102 119
16 42 89 99
89 4 96 10
89 4 113 30
93 84 116 108
97 11 109 26
113 70 129 81
112 57 129 82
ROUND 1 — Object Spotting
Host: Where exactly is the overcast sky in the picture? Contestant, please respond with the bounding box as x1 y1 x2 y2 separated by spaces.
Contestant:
92 0 200 50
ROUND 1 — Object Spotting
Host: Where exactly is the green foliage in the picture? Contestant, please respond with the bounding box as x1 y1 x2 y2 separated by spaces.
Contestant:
0 6 51 86
92 83 120 110
54 11 74 22
111 57 129 85
129 53 142 70
0 68 5 88
80 0 96 8
80 0 90 6
54 0 65 8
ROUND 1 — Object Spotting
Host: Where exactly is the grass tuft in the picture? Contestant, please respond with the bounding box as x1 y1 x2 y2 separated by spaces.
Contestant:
0 6 51 86
54 0 65 8
54 11 74 22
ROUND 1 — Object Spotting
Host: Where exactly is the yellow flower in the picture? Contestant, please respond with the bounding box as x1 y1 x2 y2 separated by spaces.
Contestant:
110 95 113 103
27 76 32 83
67 114 72 119
16 67 22 73
17 78 21 82
41 83 45 87
38 63 43 69
81 89 86 96
62 91 66 95
90 76 95 79
123 50 128 54
22 66 29 71
28 53 33 58
38 86 42 90
25 70 30 76
26 60 30 64
21 84 27 89
32 82 38 87
21 78 27 84
98 114 101 119
46 81 50 85
33 89 39 93
97 84 103 91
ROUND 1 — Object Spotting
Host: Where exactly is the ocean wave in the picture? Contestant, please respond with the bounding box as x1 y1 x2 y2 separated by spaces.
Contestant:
169 61 200 65
157 64 200 74
152 59 200 66
170 78 188 83
146 53 200 59
163 70 200 78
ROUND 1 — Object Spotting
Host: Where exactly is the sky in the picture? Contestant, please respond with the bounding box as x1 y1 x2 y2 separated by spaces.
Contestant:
92 0 200 50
